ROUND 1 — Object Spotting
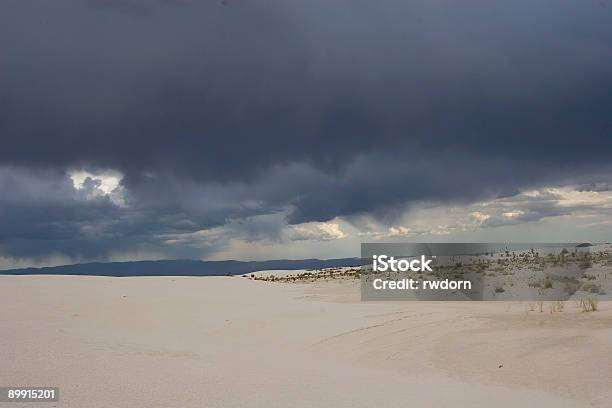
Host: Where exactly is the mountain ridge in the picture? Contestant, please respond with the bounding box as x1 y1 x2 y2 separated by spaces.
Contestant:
0 258 363 277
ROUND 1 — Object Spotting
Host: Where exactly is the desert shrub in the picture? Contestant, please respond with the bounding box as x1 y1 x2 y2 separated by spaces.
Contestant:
578 298 599 312
587 298 599 311
581 283 602 294
529 277 553 289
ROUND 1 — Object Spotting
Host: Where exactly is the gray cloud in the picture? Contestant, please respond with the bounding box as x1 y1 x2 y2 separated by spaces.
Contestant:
1 0 612 263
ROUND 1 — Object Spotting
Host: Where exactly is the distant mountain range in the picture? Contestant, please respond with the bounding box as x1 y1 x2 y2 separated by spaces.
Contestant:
0 258 363 277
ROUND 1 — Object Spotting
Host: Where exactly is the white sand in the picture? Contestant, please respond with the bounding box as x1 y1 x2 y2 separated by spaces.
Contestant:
1 275 610 407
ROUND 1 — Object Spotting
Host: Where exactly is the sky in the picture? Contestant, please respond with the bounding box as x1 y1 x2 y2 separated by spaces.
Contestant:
1 0 612 268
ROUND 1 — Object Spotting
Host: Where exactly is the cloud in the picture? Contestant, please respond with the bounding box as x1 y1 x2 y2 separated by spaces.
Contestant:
0 167 123 260
1 1 612 264
2 2 612 179
289 222 347 241
388 226 412 237
577 182 611 192
349 186 612 239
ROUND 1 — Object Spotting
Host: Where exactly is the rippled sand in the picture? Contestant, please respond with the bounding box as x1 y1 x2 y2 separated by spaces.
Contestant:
1 275 610 407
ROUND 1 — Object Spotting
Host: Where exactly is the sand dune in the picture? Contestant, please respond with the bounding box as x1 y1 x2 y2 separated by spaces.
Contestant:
0 275 610 407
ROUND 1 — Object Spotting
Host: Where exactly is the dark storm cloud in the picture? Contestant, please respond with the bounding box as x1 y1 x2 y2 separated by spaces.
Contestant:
1 0 612 261
0 168 249 260
0 168 121 259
